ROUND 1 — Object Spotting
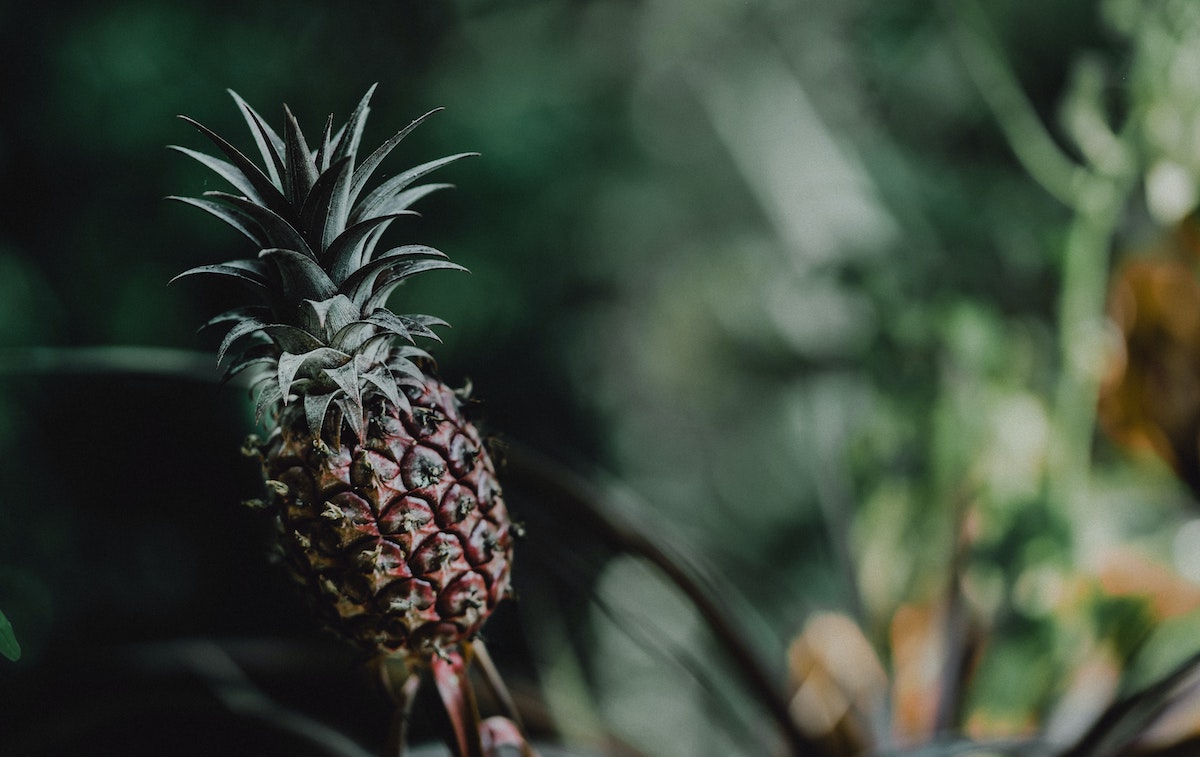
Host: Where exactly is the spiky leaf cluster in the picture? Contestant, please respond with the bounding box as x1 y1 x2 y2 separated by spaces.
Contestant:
171 85 475 439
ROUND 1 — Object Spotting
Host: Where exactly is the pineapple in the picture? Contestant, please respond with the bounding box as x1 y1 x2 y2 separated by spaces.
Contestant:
171 86 513 662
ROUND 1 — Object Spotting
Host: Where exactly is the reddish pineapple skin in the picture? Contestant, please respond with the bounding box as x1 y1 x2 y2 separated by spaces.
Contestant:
256 376 513 659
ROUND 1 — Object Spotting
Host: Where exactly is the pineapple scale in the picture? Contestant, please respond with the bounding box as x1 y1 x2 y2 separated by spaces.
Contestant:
261 376 513 658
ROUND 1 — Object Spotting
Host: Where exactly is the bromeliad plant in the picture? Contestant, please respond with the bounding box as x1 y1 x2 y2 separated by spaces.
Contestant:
172 85 529 756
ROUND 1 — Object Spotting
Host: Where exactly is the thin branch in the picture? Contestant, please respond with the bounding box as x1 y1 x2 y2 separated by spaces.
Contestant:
384 670 423 757
503 443 826 757
471 640 526 733
943 0 1088 209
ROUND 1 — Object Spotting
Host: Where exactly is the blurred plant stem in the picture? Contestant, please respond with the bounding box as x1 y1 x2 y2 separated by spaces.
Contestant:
947 0 1135 526
1049 184 1128 521
504 444 826 757
0 346 220 381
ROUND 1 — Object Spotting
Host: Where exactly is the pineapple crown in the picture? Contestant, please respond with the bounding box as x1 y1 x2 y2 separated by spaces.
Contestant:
171 84 475 441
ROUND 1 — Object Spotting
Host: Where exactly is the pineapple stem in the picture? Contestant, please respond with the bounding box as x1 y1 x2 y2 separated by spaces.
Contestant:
382 664 422 757
471 640 526 734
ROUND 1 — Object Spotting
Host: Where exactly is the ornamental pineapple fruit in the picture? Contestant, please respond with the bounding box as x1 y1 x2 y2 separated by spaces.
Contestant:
172 86 513 661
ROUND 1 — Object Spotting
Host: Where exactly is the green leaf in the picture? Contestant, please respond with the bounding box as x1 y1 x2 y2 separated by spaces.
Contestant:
354 332 401 365
282 105 318 205
259 248 337 302
313 113 335 173
298 156 353 255
228 89 286 189
332 85 378 169
357 185 452 263
348 108 442 207
364 260 467 313
260 324 324 354
205 192 314 258
336 396 366 442
361 365 403 410
300 295 358 339
304 391 340 437
168 146 264 204
327 212 419 285
199 306 271 333
178 115 289 217
170 263 270 291
217 317 268 365
362 308 415 343
324 361 361 409
254 380 284 423
0 609 19 662
277 347 350 400
222 354 276 385
350 153 478 226
167 195 264 247
340 245 449 302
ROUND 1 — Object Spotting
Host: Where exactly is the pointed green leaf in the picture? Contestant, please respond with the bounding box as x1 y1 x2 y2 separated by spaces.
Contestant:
361 184 454 264
170 263 270 291
364 261 467 314
355 331 401 365
178 115 289 217
300 295 358 339
350 153 477 226
399 313 450 343
229 89 286 189
392 344 433 359
260 248 337 302
328 321 377 354
348 108 441 206
260 324 324 354
327 212 419 285
168 146 264 204
314 113 335 173
222 354 276 385
205 192 314 258
277 348 351 401
364 308 415 341
217 317 268 364
340 245 449 302
304 391 341 437
298 156 353 255
0 609 19 662
282 105 318 205
362 365 402 409
255 380 284 423
366 313 413 345
167 195 265 247
323 361 361 409
332 84 378 168
336 396 366 442
199 305 271 333
388 354 427 382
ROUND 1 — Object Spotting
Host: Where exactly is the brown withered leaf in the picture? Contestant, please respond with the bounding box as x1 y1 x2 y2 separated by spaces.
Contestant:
1100 217 1200 497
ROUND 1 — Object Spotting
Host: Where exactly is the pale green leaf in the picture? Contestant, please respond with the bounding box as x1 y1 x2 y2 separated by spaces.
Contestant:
178 115 289 217
282 105 318 205
348 108 442 207
349 153 478 226
0 609 19 662
277 348 350 401
228 89 286 188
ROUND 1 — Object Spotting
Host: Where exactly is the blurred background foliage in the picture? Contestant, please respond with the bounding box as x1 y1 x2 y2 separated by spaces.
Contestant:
7 0 1200 755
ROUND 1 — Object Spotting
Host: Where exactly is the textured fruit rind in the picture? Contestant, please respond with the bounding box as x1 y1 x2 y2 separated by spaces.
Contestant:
261 378 512 658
